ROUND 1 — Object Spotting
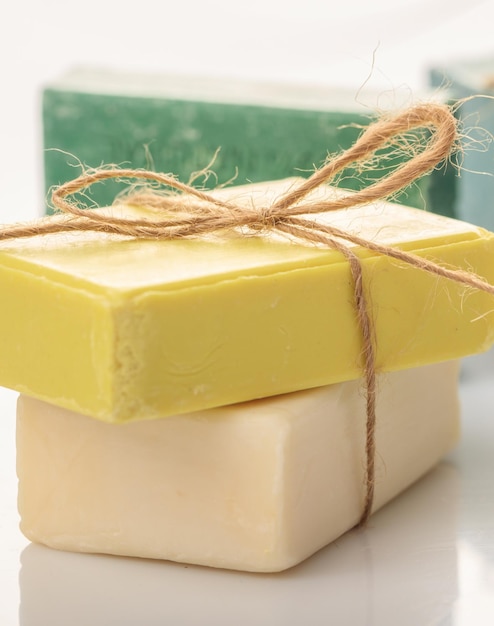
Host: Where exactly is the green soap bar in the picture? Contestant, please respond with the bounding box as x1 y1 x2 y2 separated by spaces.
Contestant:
42 69 452 216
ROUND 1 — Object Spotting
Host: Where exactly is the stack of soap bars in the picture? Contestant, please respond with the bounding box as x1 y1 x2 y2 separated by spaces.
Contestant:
3 178 494 572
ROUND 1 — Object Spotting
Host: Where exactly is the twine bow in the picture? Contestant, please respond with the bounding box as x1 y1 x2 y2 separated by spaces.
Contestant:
2 103 494 526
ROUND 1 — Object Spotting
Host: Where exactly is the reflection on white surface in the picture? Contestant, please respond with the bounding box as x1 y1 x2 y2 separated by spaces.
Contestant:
19 462 458 626
454 542 494 626
451 350 494 626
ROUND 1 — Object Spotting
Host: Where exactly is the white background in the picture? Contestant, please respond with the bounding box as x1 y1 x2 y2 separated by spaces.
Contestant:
1 1 494 624
1 0 494 222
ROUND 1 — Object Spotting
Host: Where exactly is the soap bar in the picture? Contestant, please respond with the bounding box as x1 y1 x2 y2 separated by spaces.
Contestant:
16 360 460 573
430 55 494 230
42 68 452 216
1 179 493 422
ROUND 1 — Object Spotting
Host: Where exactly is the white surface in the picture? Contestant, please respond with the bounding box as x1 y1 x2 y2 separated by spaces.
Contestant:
1 1 494 623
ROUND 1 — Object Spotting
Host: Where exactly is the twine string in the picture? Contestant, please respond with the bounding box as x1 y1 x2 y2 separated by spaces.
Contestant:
1 103 493 526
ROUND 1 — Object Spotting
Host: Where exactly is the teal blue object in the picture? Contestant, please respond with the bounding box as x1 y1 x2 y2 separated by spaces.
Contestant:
43 69 453 216
430 57 494 231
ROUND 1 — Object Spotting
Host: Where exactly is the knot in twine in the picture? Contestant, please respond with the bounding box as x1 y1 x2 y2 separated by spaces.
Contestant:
3 103 494 527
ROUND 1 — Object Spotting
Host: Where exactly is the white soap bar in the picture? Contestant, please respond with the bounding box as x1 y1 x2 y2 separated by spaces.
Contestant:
17 361 459 573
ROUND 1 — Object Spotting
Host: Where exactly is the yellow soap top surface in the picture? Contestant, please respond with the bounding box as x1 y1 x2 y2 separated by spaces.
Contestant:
0 178 493 422
2 180 485 290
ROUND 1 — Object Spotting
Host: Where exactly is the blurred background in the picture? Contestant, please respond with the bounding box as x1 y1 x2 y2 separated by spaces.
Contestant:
1 0 494 221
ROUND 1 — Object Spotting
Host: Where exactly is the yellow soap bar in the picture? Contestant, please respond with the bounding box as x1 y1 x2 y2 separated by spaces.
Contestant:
16 361 459 572
1 179 494 422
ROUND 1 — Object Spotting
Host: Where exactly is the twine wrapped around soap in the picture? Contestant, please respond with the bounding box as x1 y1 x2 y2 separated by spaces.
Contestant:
2 103 494 527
